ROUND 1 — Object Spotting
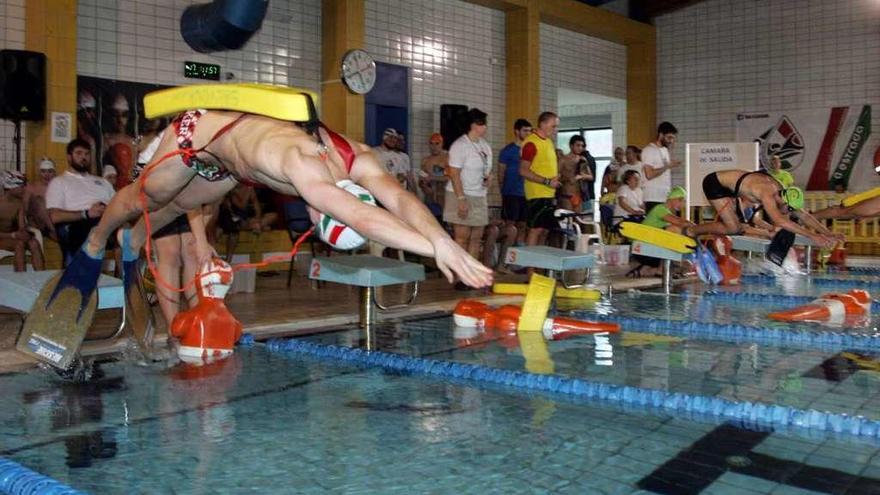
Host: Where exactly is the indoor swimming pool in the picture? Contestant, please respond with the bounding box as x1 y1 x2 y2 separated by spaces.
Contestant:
1 272 879 494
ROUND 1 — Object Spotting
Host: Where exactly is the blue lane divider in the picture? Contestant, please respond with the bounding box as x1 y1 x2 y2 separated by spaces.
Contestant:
741 274 880 289
569 312 880 352
262 337 880 439
698 290 880 312
828 266 880 274
0 457 86 495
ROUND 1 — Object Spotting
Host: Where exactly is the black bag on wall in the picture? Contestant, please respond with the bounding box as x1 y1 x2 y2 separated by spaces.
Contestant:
440 104 468 151
0 50 47 122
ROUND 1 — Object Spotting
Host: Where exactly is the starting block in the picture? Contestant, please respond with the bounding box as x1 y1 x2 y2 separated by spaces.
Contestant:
630 241 686 294
308 255 425 330
730 235 817 273
504 246 595 288
4 270 126 369
0 271 124 312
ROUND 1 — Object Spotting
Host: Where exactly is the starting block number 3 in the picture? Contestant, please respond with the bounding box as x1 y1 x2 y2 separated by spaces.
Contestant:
506 251 517 264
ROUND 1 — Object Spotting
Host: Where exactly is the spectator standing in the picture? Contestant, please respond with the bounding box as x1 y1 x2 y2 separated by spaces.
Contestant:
419 133 449 217
497 118 531 251
641 121 681 211
520 112 561 250
558 135 593 212
617 146 644 184
579 141 598 204
444 108 492 289
373 128 414 192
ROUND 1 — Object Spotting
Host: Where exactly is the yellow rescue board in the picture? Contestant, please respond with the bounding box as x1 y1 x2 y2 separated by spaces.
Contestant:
619 221 696 254
517 273 555 333
492 282 600 300
144 83 319 121
841 186 880 207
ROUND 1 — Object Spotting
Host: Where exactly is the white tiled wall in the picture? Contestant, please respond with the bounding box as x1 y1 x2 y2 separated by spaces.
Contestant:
76 0 321 91
1 0 27 172
365 0 506 175
540 23 628 150
656 0 880 187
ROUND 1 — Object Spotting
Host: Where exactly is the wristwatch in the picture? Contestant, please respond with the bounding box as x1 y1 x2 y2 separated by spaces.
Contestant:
543 178 551 186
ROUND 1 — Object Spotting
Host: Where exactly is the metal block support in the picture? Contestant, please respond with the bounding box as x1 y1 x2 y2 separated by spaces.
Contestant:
309 255 425 328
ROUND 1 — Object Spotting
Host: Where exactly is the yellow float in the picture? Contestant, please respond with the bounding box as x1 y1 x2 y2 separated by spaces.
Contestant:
144 83 319 121
841 186 880 207
492 282 601 300
619 221 696 254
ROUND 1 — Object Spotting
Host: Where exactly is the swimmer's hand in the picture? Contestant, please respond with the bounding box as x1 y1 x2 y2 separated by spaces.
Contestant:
195 242 219 268
810 233 836 249
433 237 493 289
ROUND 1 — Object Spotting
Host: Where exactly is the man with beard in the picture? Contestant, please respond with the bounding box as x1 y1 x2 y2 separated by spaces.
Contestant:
46 139 116 264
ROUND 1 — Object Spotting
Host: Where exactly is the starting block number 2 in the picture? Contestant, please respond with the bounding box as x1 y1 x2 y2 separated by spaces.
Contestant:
310 260 321 278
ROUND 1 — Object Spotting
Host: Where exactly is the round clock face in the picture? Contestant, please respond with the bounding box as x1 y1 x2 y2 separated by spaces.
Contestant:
341 49 377 95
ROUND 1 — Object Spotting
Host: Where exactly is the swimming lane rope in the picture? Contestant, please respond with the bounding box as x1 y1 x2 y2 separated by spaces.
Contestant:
259 337 880 438
0 457 87 495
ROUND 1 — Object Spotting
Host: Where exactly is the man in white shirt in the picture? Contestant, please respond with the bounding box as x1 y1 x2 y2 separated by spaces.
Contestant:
444 108 492 289
373 128 414 192
641 121 681 211
46 138 116 264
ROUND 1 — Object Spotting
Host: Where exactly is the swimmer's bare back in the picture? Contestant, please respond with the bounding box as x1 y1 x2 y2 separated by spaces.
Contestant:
147 110 365 195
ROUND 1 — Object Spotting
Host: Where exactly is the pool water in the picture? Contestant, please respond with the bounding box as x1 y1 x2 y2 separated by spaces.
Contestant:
2 270 880 494
3 340 880 494
305 313 880 423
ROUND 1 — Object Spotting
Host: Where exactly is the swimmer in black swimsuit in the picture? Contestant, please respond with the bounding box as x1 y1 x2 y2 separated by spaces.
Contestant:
693 169 839 247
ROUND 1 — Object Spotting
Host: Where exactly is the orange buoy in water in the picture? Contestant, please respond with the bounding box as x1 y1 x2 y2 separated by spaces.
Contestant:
452 299 619 341
768 289 871 323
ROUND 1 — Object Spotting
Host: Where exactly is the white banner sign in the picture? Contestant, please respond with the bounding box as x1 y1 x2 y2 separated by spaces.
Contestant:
685 142 759 212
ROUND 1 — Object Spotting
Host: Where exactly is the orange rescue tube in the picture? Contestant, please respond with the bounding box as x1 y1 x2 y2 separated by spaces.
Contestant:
768 289 871 322
542 317 620 341
453 299 620 340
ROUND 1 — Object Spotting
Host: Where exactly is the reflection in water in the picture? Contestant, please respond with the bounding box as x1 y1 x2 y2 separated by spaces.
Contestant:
23 366 124 468
345 400 467 415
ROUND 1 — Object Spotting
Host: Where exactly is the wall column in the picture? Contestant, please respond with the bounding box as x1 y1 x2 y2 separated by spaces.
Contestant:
321 0 365 141
505 1 540 127
24 0 78 179
626 37 656 147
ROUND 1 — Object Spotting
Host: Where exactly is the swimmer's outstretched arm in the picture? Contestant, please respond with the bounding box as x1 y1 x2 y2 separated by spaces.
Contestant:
349 147 493 288
793 208 840 239
761 195 834 247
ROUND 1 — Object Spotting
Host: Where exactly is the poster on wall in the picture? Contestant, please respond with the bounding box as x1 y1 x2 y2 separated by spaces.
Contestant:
77 76 171 189
735 105 876 192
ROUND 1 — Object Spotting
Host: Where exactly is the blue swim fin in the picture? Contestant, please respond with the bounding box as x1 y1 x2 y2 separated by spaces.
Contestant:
48 247 104 322
701 245 724 285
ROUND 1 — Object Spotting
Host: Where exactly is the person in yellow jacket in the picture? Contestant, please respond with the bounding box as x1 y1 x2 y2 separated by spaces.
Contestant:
519 111 561 248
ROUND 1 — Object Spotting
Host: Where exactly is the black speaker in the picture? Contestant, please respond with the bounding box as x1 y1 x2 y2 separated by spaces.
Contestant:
0 50 46 122
440 104 468 150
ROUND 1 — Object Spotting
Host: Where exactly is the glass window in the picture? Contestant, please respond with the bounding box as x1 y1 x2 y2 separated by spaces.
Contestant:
556 127 614 162
556 130 580 153
584 128 613 161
